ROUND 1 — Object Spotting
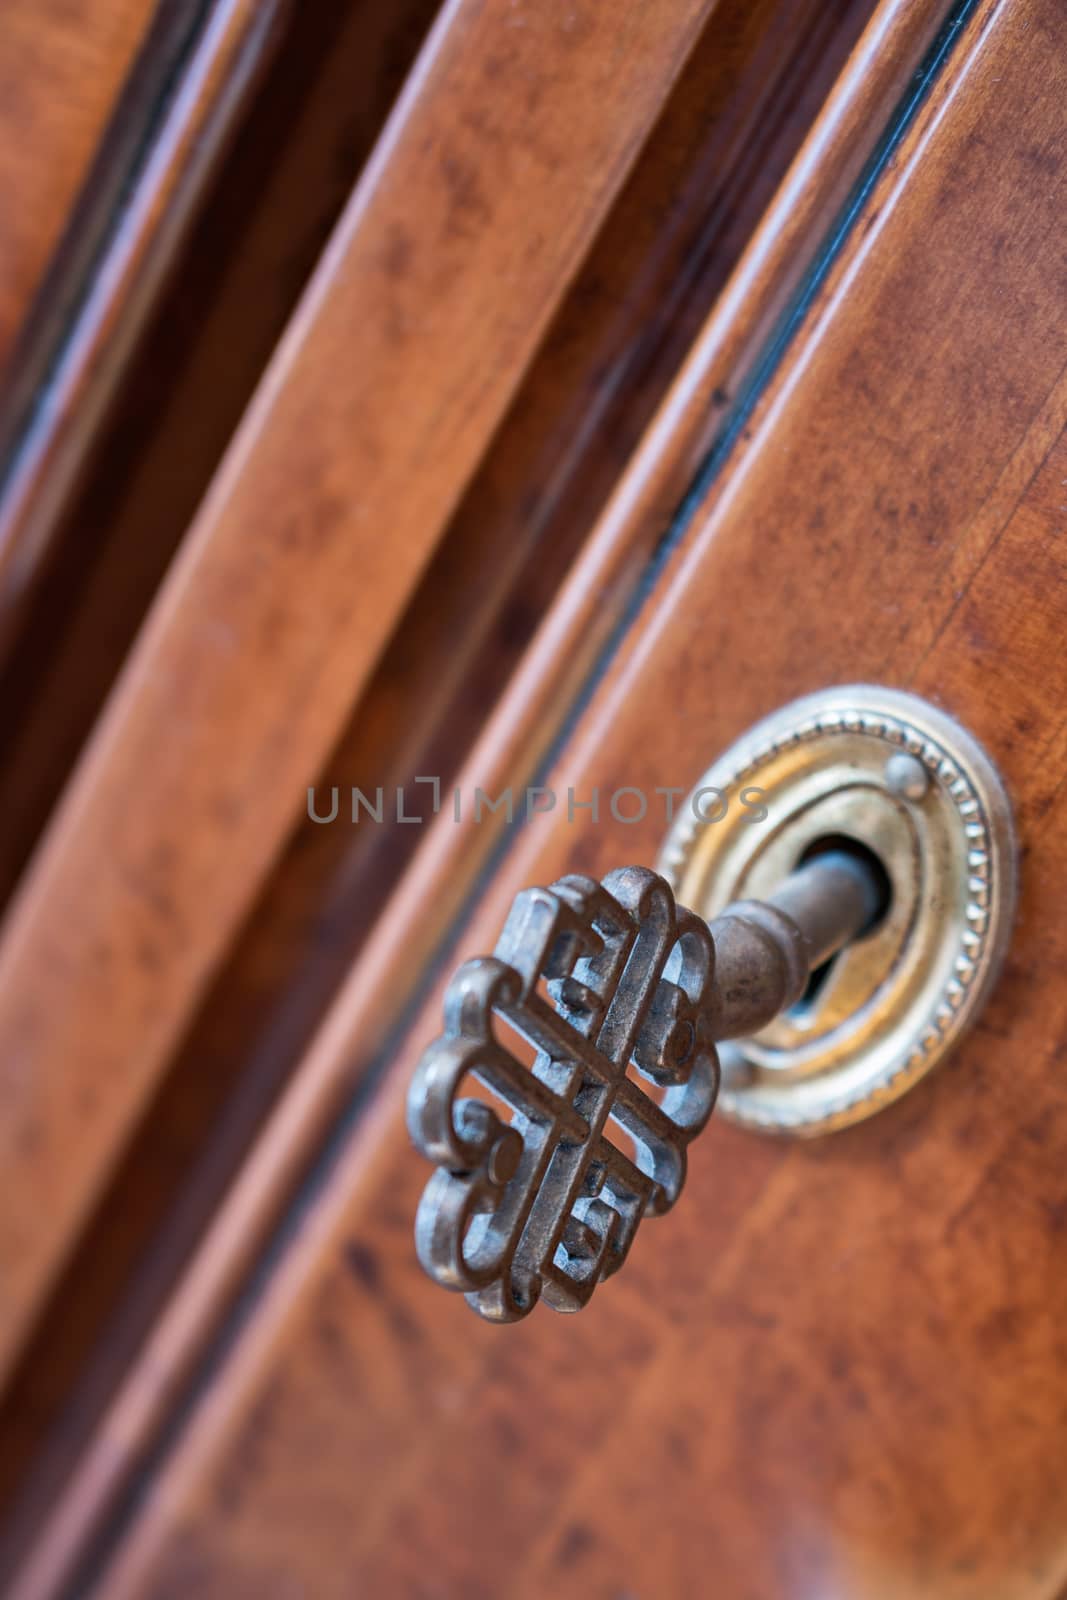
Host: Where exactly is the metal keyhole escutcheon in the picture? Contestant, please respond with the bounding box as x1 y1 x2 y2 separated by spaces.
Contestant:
657 685 1016 1134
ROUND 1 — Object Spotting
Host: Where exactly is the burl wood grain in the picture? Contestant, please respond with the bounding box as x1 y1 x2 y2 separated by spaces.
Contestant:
63 0 1067 1595
0 0 721 1391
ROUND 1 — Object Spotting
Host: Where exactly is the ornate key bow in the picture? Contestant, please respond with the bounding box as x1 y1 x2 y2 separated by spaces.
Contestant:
407 855 877 1322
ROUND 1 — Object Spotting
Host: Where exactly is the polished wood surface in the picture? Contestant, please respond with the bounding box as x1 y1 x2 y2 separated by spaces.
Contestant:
232 0 948 1154
0 1 926 1586
0 0 153 371
0 0 442 1540
16 0 1065 1594
150 0 885 1163
0 0 290 664
0 0 721 1391
0 3 893 1581
0 0 441 913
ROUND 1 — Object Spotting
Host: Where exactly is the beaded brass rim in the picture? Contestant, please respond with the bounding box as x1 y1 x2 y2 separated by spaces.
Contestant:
657 686 1016 1135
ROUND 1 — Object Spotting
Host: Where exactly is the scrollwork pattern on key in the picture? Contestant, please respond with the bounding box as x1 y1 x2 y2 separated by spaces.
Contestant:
406 867 719 1322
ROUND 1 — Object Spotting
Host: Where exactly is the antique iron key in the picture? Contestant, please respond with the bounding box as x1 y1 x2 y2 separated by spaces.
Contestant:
406 849 880 1323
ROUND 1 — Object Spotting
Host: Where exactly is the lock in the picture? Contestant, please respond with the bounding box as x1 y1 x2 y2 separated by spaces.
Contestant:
407 685 1016 1321
658 685 1016 1134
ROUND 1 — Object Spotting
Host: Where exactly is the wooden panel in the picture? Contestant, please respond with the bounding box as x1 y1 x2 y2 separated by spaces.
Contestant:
0 0 720 1394
0 0 442 1537
0 0 441 912
0 2 913 1585
155 0 888 1100
55 0 1067 1594
0 0 883 1511
231 0 949 1124
0 0 153 370
0 0 292 662
0 0 953 1591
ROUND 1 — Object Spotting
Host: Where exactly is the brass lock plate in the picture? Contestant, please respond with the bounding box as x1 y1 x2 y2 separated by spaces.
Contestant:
658 686 1016 1135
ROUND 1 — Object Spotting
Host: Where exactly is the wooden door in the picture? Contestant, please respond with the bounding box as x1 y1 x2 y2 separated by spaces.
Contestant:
2 0 1066 1595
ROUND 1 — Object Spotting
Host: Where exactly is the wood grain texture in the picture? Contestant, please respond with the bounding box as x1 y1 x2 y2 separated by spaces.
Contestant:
0 0 442 1545
0 0 883 1577
0 0 154 371
59 0 1067 1594
239 0 951 1138
165 0 880 1170
0 0 949 1591
0 0 292 664
0 0 880 1508
0 0 441 914
153 0 883 1108
0 0 720 1397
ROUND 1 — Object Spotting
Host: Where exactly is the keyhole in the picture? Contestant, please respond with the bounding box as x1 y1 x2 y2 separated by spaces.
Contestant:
787 834 893 1022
